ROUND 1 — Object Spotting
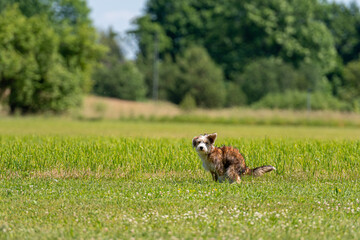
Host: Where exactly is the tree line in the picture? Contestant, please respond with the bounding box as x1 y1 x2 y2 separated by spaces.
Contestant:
131 0 360 111
1 0 360 114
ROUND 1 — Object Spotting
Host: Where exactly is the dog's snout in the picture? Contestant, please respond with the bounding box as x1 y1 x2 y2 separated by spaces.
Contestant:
199 146 204 150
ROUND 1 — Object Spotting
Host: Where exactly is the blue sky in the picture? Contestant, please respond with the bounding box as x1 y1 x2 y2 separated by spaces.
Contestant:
88 0 147 34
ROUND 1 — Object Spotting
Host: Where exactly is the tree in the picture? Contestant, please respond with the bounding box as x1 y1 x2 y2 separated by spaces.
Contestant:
93 61 146 101
134 0 338 79
0 0 91 24
131 15 172 98
316 1 360 64
238 57 332 104
0 3 104 114
238 58 300 103
338 60 360 110
92 28 146 101
97 28 125 63
169 46 226 108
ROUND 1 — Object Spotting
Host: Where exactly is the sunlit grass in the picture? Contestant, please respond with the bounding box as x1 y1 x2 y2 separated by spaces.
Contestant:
0 136 359 180
0 118 359 239
1 117 360 139
1 178 359 239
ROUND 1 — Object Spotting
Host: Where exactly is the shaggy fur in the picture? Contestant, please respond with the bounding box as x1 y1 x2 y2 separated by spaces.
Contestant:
192 133 275 183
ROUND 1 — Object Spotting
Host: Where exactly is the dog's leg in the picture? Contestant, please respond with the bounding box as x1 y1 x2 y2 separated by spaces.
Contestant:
210 171 218 182
218 176 226 183
227 166 242 184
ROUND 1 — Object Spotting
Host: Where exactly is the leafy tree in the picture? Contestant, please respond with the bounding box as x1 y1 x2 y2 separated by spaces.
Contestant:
239 57 333 104
131 15 171 60
0 0 91 24
0 3 103 114
0 0 52 17
157 55 180 101
92 28 146 101
179 93 196 111
316 1 360 64
131 15 172 98
238 58 300 103
338 60 360 110
171 46 226 108
0 7 77 113
225 82 247 107
134 0 338 78
93 61 146 101
136 46 226 107
98 28 125 63
207 0 334 75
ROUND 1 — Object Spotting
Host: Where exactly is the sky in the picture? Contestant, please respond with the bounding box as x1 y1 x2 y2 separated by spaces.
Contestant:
88 0 147 34
87 0 360 58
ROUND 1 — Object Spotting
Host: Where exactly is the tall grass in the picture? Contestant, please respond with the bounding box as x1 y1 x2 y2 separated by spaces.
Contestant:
1 136 359 180
1 121 360 239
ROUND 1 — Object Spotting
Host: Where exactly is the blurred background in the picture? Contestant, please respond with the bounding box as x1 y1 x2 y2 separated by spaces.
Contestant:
1 0 360 120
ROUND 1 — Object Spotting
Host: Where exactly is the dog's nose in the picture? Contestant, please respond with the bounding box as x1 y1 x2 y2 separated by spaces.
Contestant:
199 146 204 150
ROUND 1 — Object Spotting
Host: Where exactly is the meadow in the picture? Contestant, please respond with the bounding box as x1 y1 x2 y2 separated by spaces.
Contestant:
0 118 359 239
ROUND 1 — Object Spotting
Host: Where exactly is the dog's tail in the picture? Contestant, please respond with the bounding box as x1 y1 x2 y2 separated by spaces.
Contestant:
244 165 276 177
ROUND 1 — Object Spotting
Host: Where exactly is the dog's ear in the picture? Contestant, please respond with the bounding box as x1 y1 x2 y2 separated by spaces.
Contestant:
207 133 217 144
192 136 199 148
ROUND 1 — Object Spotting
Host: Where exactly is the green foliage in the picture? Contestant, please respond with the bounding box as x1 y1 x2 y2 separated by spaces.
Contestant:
238 58 299 103
132 0 355 110
131 15 171 59
341 60 360 98
144 46 226 108
0 0 52 17
157 55 180 100
338 60 360 110
97 28 124 63
0 0 91 24
253 90 350 111
93 61 146 101
92 28 146 101
172 46 226 108
225 82 247 107
238 58 335 104
0 3 103 114
179 93 196 111
135 0 338 78
316 2 360 64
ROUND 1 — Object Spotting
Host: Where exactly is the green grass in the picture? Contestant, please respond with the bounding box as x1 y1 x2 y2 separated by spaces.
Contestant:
2 117 360 139
0 118 360 239
1 178 359 239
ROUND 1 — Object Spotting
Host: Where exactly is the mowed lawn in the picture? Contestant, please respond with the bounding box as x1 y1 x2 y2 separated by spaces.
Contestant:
0 118 359 239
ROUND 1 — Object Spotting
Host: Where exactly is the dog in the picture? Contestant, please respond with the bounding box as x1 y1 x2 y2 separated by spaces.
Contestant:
192 133 275 183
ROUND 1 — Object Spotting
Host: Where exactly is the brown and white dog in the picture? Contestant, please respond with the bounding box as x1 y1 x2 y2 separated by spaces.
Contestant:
193 133 275 183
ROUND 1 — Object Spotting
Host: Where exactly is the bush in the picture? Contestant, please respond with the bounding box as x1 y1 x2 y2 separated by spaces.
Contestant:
338 60 360 108
92 61 146 101
179 93 196 111
160 46 226 108
253 90 351 111
225 82 247 107
0 5 103 114
238 58 331 104
238 58 300 104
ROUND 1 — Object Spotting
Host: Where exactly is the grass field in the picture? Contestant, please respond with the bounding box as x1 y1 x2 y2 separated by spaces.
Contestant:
0 118 359 239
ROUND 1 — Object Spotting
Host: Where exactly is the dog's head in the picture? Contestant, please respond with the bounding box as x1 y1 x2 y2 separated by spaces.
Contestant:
192 133 217 154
